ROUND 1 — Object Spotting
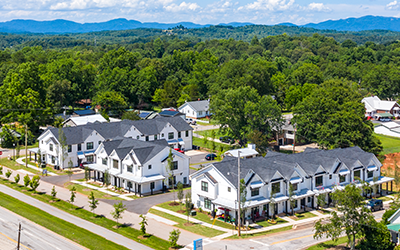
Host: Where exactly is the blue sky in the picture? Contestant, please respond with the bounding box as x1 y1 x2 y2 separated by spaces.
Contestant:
1 0 400 24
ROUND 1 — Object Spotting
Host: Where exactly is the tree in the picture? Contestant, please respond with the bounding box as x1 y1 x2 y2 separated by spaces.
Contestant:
111 201 127 228
58 127 68 170
169 229 181 248
93 90 127 118
239 178 247 224
210 86 282 147
139 214 148 235
0 125 18 148
51 186 57 200
5 170 11 180
372 176 379 198
292 79 382 155
358 220 394 250
88 191 99 216
69 186 76 207
0 166 2 175
23 174 30 187
121 111 140 121
37 149 42 168
185 192 192 223
288 184 296 215
104 170 111 186
177 182 184 210
29 175 40 192
314 184 374 250
66 169 73 182
14 173 20 184
317 194 326 210
84 166 90 181
166 149 176 200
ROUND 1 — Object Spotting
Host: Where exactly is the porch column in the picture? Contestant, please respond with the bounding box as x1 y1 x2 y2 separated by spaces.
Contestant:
311 196 314 209
391 181 393 193
135 183 137 195
380 184 382 196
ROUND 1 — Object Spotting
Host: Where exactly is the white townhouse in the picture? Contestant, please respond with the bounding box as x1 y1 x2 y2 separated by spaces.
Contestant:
178 100 210 119
35 117 193 169
362 96 400 120
190 147 394 224
87 138 190 195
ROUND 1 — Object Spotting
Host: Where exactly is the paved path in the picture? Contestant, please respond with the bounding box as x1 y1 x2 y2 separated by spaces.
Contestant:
71 180 134 201
0 185 153 250
16 157 58 176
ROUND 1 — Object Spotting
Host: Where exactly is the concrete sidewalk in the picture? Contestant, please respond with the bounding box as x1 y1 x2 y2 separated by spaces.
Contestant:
71 180 134 201
16 157 58 176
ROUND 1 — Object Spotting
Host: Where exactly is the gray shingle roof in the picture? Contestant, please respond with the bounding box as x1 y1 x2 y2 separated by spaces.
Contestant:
180 100 209 112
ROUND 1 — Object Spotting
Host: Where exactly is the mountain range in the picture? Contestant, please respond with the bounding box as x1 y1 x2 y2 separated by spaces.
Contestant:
1 15 400 34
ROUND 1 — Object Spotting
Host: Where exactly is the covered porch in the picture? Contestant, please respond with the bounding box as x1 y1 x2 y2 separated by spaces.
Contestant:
117 173 165 197
85 163 107 184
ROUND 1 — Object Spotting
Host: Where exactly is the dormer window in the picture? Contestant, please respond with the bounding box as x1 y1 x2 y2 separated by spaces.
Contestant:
112 159 118 169
272 182 280 194
315 176 323 187
127 165 133 173
251 188 260 197
168 132 174 139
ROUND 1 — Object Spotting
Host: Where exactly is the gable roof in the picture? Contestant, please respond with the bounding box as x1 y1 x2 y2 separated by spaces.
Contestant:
179 100 210 112
362 96 398 112
63 114 107 126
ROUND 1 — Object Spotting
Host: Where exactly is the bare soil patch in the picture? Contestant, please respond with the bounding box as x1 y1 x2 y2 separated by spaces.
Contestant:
169 202 180 206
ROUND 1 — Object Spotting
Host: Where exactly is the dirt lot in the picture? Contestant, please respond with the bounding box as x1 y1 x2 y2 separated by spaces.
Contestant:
380 152 400 191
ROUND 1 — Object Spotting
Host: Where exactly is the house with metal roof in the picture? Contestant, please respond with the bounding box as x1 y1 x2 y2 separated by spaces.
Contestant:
36 117 193 169
362 96 400 120
178 100 211 119
86 137 190 196
63 114 108 127
190 146 393 223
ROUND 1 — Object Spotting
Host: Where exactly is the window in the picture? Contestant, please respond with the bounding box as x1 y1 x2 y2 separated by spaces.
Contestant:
251 188 260 197
154 135 157 140
272 182 280 194
172 161 178 170
204 198 211 209
186 131 189 137
291 183 298 191
127 165 133 172
315 176 323 187
354 170 361 180
148 165 152 170
183 177 187 184
51 156 55 164
49 144 53 151
87 155 94 162
169 176 176 186
87 142 94 150
68 145 72 153
340 174 346 183
113 159 118 169
368 171 374 179
201 181 208 192
137 135 140 139
150 182 155 189
329 174 332 179
168 132 174 139
145 136 149 141
199 111 203 116
178 132 181 138
161 133 164 138
308 197 311 203
78 144 82 151
228 187 231 192
102 158 107 165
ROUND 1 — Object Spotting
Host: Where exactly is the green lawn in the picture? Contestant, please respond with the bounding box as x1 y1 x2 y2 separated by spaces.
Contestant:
375 134 400 155
256 217 288 227
196 129 227 139
291 211 317 221
192 137 234 152
21 158 68 176
149 208 225 237
0 178 171 250
0 190 130 250
0 158 38 174
64 182 124 200
226 225 293 239
306 236 348 250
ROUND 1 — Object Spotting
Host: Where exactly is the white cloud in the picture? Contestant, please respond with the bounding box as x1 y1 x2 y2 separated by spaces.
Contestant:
307 2 331 12
243 0 295 11
164 2 200 12
387 0 400 10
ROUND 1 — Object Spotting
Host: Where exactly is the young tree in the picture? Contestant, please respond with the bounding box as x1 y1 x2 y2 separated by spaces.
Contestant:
51 186 57 200
84 166 90 181
15 143 21 159
5 170 12 180
372 176 379 198
29 175 40 192
177 182 184 210
0 166 3 175
111 201 126 228
69 186 76 207
166 149 176 201
202 132 208 148
66 169 73 182
288 184 297 215
58 127 68 170
185 192 192 223
239 178 247 224
23 174 30 187
37 149 42 168
88 191 99 216
104 170 111 186
139 214 148 235
14 174 20 184
317 194 326 210
169 229 181 248
314 184 374 250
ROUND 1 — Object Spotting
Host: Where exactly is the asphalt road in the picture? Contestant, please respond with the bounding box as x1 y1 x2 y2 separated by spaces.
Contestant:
0 206 85 250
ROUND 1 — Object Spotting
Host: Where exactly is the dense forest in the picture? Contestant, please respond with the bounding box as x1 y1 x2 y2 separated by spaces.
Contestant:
1 28 399 153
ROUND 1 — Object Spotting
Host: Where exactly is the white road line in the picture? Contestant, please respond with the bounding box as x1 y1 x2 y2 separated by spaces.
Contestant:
0 217 6 222
249 239 270 247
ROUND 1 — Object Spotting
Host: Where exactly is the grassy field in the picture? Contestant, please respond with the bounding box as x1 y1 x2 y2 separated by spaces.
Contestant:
375 134 400 155
192 137 235 153
21 158 69 176
156 201 234 230
291 211 317 221
64 182 124 200
306 236 348 250
0 158 37 174
226 225 293 239
196 129 227 139
0 177 172 250
0 190 130 250
255 217 288 227
149 208 225 237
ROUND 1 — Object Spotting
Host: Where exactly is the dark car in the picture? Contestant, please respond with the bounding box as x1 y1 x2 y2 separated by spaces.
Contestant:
366 199 383 211
205 153 217 160
219 136 232 143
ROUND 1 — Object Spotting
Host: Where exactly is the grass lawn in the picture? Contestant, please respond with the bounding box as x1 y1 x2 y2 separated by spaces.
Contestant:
156 201 233 229
149 208 225 237
306 236 348 250
375 134 400 155
226 225 293 239
192 137 234 152
196 129 227 139
256 217 288 227
0 178 171 250
0 158 38 174
0 190 130 250
21 158 68 176
291 211 317 221
64 182 124 200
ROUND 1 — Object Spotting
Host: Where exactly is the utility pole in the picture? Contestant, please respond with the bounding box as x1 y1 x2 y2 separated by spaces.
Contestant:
17 223 21 250
237 151 241 237
25 125 28 168
292 127 296 154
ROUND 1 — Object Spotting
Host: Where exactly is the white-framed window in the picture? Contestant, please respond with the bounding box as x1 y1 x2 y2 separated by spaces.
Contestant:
272 182 280 194
49 144 53 151
113 159 118 169
148 165 152 170
201 181 208 192
87 142 94 150
127 165 133 172
204 198 211 209
102 158 107 165
251 188 260 197
340 175 346 183
315 176 323 187
368 171 373 179
168 132 174 139
228 187 231 192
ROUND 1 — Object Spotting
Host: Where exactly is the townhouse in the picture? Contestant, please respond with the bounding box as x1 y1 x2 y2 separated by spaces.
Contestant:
190 146 393 223
35 117 193 169
87 137 190 195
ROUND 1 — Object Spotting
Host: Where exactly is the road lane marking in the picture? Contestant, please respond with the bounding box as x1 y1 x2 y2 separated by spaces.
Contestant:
249 239 270 246
270 234 314 245
24 231 62 250
0 231 32 250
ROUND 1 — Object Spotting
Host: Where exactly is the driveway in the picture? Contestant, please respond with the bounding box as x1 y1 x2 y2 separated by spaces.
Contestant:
186 149 211 165
101 189 191 215
42 173 85 186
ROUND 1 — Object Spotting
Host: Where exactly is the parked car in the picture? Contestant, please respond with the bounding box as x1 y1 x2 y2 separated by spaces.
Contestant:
174 148 185 154
185 118 196 125
219 136 233 143
366 199 383 211
205 153 217 160
380 117 392 122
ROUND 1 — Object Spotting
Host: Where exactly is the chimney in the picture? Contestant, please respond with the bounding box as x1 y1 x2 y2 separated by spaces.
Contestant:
248 144 256 150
